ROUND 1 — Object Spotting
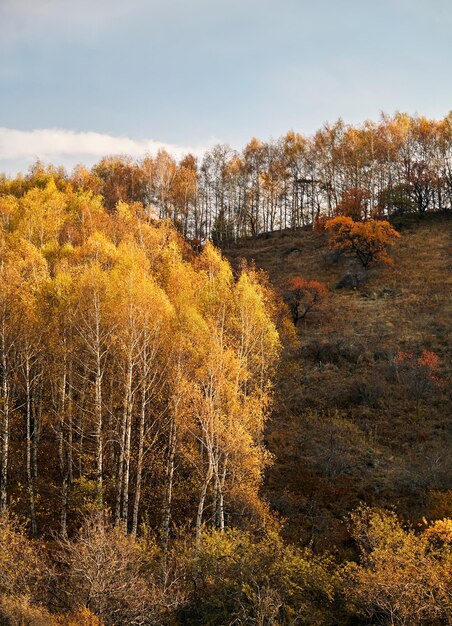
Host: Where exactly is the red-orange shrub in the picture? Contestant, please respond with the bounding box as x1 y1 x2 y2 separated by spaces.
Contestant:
325 216 400 268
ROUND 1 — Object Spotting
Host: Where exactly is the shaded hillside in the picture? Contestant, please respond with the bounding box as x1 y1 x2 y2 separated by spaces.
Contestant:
223 212 452 550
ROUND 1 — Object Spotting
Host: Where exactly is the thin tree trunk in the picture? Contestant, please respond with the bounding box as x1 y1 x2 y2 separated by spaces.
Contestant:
115 398 127 525
216 454 228 531
196 458 214 547
115 357 133 527
0 327 10 513
58 366 68 536
132 383 146 537
25 354 37 536
67 357 73 485
161 416 177 556
121 361 134 531
95 368 103 497
94 307 103 503
32 376 42 484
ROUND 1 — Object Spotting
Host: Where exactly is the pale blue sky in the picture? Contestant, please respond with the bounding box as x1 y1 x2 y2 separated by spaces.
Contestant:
1 0 451 173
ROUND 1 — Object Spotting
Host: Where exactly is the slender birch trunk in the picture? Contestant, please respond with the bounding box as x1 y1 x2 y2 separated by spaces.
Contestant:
93 295 103 503
132 382 146 537
121 361 134 530
67 357 73 485
196 457 214 547
0 321 10 513
25 354 37 536
161 416 177 555
58 363 68 536
216 454 228 531
32 374 43 485
115 357 133 527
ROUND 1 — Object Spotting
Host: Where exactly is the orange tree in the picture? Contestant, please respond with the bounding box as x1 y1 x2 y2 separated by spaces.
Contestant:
283 276 328 325
336 187 371 220
325 216 400 268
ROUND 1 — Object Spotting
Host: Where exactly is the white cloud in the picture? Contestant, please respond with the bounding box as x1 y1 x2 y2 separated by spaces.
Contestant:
0 127 211 174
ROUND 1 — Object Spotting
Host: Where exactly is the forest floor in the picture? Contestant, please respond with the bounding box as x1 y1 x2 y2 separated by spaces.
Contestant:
222 212 452 553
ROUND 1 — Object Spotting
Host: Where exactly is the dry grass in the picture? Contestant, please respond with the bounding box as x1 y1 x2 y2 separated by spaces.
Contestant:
226 214 450 352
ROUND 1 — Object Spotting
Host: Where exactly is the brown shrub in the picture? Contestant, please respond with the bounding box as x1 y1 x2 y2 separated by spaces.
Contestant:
52 512 187 626
283 276 328 325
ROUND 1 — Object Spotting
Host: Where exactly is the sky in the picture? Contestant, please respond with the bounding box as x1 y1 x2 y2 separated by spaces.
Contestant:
1 0 451 174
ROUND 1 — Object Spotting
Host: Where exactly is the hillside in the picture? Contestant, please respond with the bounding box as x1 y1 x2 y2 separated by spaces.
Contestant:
223 212 452 549
0 171 450 623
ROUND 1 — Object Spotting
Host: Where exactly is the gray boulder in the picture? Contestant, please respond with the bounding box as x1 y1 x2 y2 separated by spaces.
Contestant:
335 271 366 290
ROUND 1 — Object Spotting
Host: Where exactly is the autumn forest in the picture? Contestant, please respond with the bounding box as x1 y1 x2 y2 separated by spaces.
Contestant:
0 113 451 625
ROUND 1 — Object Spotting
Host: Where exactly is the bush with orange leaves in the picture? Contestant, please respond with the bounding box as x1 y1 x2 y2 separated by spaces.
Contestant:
325 216 400 268
283 276 328 325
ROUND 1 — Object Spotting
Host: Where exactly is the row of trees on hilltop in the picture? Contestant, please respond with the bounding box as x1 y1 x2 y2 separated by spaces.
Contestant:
2 112 450 241
0 181 282 539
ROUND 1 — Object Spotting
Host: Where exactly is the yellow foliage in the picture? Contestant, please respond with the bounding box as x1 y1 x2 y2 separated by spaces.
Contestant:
345 507 452 625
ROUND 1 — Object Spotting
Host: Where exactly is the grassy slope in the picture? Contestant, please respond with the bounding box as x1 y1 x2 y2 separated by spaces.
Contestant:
223 213 452 552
